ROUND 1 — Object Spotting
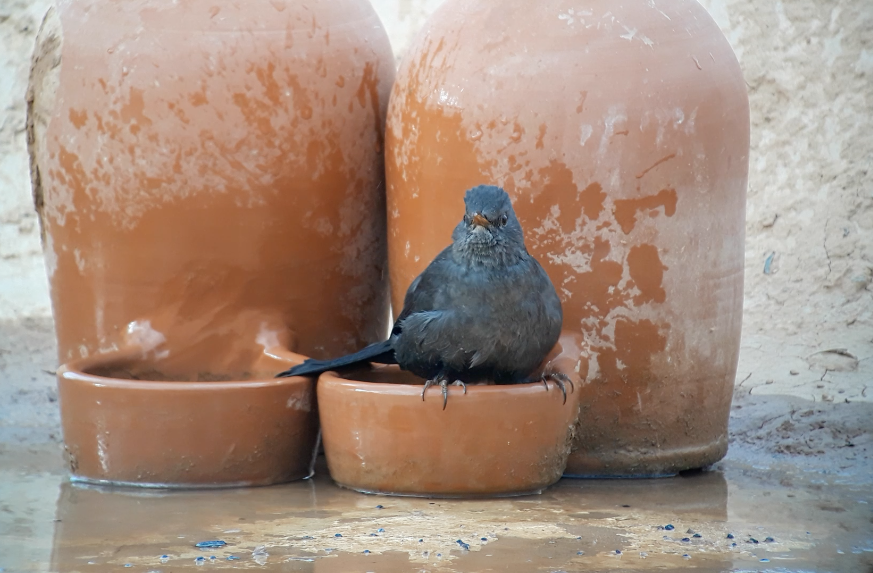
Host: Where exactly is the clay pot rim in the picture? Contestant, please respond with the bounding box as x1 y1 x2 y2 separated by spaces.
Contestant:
319 368 574 399
57 347 310 391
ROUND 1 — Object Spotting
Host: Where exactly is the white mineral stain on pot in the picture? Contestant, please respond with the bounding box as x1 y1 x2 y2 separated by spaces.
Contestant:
647 0 672 22
437 87 460 107
96 433 109 473
285 394 311 412
579 124 593 146
42 232 58 278
73 248 85 271
95 416 110 473
313 217 333 236
125 320 166 354
255 322 282 351
620 26 637 41
599 105 627 155
94 302 104 342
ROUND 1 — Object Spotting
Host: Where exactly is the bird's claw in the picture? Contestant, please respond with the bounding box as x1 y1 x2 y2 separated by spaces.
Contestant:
443 380 466 409
422 377 466 410
542 372 575 405
421 378 439 401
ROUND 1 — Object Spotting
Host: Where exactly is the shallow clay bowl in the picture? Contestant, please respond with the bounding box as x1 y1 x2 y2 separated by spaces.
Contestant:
56 348 318 488
317 333 585 497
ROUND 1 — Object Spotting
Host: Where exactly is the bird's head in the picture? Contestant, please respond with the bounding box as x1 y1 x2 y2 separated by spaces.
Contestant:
451 185 526 266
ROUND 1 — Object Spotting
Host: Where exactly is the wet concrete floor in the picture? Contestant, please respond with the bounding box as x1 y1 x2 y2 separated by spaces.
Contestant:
1 446 871 573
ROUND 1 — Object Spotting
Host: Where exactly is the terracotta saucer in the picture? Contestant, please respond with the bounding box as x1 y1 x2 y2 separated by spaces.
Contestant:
56 347 318 488
317 333 586 497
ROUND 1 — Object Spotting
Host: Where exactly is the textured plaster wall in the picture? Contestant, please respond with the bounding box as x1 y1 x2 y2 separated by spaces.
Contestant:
698 0 872 403
1 0 871 398
0 0 53 319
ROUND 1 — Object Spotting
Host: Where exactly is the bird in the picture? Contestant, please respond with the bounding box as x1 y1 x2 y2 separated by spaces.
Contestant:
276 184 572 409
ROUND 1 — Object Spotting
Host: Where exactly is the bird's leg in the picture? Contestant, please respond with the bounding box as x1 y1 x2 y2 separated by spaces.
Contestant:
422 375 467 410
441 380 466 410
541 371 575 405
438 379 468 410
422 374 448 402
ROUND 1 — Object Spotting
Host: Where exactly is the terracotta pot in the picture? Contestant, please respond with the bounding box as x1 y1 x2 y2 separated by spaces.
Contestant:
57 345 317 487
317 333 585 497
27 0 393 484
27 0 394 373
386 0 749 476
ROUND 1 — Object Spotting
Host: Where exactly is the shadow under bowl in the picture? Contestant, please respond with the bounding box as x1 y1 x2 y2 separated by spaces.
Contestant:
56 348 318 488
317 366 580 498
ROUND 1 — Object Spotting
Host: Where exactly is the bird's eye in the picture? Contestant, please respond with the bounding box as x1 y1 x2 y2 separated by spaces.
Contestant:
500 214 508 226
464 214 471 225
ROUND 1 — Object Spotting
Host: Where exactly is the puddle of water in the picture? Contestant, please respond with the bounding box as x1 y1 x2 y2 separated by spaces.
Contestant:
0 469 61 572
1 451 871 572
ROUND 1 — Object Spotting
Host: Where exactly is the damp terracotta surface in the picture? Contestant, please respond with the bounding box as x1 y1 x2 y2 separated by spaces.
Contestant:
56 347 318 487
27 0 395 375
2 446 871 573
385 0 750 476
317 333 586 497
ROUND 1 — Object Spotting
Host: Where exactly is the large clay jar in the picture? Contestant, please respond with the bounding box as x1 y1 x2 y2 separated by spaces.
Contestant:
27 0 394 485
28 0 393 373
386 0 749 476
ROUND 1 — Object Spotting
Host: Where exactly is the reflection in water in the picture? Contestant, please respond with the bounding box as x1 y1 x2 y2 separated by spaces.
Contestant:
48 462 739 572
36 458 873 572
0 467 61 573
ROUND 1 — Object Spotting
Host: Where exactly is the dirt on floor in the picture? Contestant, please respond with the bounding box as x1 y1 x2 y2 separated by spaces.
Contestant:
0 317 58 447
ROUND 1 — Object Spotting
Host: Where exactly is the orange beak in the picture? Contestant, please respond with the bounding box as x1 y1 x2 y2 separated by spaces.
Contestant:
471 213 489 227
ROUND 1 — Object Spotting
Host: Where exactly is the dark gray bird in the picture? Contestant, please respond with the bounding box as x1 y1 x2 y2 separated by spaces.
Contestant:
276 185 571 408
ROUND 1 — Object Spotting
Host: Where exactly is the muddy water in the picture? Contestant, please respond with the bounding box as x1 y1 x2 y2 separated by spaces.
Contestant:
1 450 871 572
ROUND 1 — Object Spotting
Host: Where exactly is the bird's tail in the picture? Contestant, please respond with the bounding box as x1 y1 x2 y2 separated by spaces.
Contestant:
275 339 397 378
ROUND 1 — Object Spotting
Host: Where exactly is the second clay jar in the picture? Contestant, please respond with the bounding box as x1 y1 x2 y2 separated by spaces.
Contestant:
385 0 750 476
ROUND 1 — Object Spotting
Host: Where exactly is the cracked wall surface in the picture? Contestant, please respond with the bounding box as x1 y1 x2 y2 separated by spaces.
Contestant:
0 0 871 451
702 0 872 406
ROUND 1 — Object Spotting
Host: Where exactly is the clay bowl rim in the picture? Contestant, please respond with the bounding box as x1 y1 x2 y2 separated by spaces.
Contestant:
317 369 575 399
314 331 586 399
56 347 311 391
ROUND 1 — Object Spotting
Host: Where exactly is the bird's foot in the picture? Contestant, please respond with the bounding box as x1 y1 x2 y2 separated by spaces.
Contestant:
442 380 466 410
422 377 466 410
541 371 575 405
421 376 444 402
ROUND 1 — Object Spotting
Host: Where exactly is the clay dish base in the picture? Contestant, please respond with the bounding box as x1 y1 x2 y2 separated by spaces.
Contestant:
561 440 729 480
57 348 318 489
316 361 581 498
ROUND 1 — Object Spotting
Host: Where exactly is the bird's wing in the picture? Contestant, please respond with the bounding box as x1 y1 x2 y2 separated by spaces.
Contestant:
469 344 496 368
394 309 468 373
392 245 454 332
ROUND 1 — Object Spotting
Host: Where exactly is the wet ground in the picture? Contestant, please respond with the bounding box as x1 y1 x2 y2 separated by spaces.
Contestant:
2 442 871 573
